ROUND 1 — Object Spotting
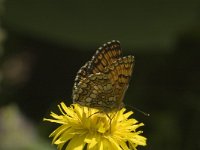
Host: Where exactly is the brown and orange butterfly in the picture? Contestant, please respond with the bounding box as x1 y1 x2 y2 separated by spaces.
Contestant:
72 40 134 112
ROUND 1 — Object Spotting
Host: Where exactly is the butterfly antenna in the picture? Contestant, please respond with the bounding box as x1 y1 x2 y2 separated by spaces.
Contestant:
127 105 150 116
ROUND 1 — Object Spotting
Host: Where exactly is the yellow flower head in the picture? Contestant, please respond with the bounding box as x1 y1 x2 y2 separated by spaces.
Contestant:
44 102 147 150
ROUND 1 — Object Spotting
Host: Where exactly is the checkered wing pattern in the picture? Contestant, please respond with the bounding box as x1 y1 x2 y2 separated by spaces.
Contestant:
72 40 135 112
73 61 90 88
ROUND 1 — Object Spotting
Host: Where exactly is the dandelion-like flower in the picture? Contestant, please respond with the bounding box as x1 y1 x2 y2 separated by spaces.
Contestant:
44 102 147 150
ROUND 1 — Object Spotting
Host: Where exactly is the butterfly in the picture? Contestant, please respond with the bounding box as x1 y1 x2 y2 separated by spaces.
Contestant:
72 40 134 112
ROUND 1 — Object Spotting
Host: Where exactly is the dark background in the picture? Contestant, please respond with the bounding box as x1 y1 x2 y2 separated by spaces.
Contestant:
0 0 200 150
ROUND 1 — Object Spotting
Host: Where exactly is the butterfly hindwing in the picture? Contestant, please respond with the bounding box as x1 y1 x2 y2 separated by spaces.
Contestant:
73 73 117 111
73 61 91 88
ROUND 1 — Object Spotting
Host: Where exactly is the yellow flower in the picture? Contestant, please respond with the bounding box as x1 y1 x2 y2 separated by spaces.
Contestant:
43 102 147 150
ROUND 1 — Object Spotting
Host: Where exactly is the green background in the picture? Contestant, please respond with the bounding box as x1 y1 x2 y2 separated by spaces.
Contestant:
0 0 200 150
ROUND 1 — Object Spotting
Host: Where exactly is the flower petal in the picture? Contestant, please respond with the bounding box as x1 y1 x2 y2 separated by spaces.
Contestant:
66 134 86 150
106 136 122 150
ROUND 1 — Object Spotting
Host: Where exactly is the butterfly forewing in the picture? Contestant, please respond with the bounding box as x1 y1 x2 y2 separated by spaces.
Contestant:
73 40 121 90
87 40 122 74
105 55 134 105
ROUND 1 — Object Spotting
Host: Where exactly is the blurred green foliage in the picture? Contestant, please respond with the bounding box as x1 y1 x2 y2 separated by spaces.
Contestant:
0 0 200 150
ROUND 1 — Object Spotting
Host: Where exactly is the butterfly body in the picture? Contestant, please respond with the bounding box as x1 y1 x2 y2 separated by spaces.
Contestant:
72 40 134 112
